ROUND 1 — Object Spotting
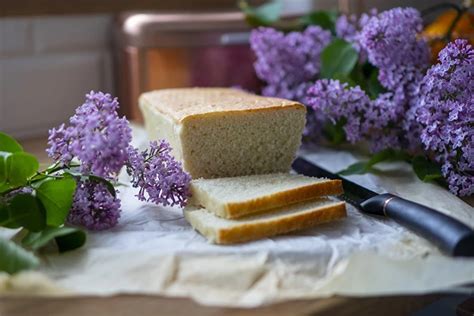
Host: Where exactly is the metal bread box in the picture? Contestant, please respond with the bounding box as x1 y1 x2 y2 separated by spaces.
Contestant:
114 11 260 120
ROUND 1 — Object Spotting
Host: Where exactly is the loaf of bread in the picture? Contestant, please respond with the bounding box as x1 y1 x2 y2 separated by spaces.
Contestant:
139 88 306 178
184 198 346 244
189 173 343 219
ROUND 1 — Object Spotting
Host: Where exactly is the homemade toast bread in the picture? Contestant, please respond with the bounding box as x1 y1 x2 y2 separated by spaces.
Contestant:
189 173 343 218
139 88 306 178
184 198 347 244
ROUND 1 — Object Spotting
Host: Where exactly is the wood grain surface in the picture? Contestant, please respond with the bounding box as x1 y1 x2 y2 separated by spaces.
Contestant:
0 293 446 316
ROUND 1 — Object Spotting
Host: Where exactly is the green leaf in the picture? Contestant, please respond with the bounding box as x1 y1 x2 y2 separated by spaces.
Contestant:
9 194 46 232
300 10 337 33
366 68 386 99
0 132 23 153
0 155 6 184
22 226 86 253
0 202 9 226
55 228 87 253
0 183 12 194
338 162 369 175
88 175 116 197
322 118 347 145
412 156 443 182
332 74 357 87
6 152 39 186
320 39 359 79
339 149 410 175
239 0 282 26
0 237 39 274
36 177 76 227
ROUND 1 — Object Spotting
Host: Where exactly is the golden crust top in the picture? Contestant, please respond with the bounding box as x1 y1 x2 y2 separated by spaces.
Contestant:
139 88 305 122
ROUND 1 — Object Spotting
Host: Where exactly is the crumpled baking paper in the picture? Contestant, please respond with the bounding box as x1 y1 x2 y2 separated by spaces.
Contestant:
2 127 474 307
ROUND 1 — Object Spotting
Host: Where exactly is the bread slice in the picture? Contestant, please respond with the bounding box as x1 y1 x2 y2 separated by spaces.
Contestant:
139 88 306 178
189 173 343 219
184 198 346 244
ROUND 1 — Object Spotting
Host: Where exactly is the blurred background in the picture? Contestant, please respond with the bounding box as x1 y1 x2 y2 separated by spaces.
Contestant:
0 0 468 139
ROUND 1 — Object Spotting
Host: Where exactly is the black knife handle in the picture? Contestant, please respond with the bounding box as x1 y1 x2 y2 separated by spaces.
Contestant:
361 193 474 257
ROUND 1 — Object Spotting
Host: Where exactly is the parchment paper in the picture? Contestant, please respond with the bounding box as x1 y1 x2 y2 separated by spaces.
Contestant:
1 127 473 307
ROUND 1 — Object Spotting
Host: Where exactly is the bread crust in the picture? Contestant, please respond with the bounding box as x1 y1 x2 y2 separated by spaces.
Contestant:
225 180 343 218
217 202 346 244
185 201 347 244
140 88 305 123
190 179 343 219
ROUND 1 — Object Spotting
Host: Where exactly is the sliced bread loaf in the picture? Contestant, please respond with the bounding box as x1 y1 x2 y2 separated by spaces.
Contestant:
184 198 346 244
139 88 306 178
189 173 343 219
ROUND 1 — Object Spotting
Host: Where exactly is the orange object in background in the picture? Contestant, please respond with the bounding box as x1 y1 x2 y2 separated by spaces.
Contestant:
423 9 474 63
114 12 260 122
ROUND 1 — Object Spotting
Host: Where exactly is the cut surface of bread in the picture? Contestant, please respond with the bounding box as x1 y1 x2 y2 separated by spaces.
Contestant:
184 198 347 244
189 173 343 219
140 88 306 178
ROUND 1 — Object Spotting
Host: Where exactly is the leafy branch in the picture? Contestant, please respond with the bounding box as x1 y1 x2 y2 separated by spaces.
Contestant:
0 132 87 274
338 148 445 186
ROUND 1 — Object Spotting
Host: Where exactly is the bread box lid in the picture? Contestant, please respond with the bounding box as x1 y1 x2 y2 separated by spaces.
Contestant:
115 11 251 48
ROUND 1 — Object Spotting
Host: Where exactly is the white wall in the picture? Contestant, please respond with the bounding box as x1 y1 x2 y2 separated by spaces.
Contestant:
0 15 113 139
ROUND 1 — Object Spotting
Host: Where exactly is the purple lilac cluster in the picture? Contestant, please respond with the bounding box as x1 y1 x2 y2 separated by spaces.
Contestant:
416 39 474 196
307 80 400 152
67 179 121 231
250 26 331 103
335 9 377 61
127 141 191 208
306 8 430 152
359 8 430 149
48 91 192 230
47 91 132 179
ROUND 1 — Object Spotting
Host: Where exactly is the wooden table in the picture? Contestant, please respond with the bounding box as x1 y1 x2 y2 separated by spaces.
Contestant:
0 137 470 315
0 293 461 316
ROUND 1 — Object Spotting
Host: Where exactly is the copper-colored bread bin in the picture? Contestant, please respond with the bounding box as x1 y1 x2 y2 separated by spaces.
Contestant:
114 11 260 120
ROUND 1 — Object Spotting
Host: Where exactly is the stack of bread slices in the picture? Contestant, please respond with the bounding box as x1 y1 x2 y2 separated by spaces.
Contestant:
140 88 347 244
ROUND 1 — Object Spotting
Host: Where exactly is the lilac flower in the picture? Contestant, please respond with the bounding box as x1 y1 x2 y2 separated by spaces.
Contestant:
67 179 121 231
250 26 331 102
47 91 132 179
335 9 377 61
416 39 474 196
127 141 191 207
360 8 429 70
46 123 74 165
359 7 430 150
307 79 402 152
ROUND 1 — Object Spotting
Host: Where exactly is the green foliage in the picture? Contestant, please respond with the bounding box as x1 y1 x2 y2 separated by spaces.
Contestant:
0 155 6 184
36 177 77 227
239 0 282 27
0 131 87 274
320 39 359 79
5 153 39 186
88 175 116 197
0 238 39 274
8 194 46 232
22 227 86 253
323 119 346 145
332 74 357 87
0 132 23 153
366 68 386 99
300 10 337 33
339 149 411 175
412 156 444 182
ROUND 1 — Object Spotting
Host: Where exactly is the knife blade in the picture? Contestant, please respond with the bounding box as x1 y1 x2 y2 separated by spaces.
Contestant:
292 157 474 257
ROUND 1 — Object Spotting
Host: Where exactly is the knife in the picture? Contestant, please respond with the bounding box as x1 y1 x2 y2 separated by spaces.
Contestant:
292 157 474 257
